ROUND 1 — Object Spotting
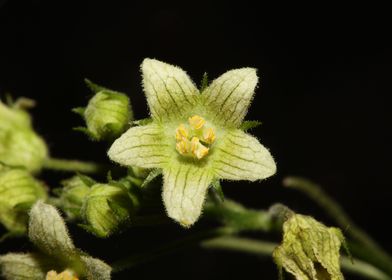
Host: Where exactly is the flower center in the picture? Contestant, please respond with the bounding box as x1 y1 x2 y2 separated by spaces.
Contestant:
175 115 216 159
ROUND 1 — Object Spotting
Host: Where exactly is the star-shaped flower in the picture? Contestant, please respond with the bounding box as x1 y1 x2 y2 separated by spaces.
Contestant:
108 59 276 227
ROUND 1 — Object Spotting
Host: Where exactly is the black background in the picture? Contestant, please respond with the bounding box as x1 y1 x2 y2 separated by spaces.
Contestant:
1 1 391 279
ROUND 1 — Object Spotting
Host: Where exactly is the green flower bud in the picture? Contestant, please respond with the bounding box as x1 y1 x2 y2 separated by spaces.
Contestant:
273 214 345 280
59 175 95 220
74 80 132 141
81 183 138 238
0 168 47 234
0 253 56 280
0 100 48 173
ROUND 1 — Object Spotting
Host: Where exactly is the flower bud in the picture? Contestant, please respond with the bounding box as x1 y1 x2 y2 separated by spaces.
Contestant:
81 183 138 238
0 253 55 280
0 168 47 234
59 175 94 220
74 80 132 141
0 100 48 173
273 214 345 280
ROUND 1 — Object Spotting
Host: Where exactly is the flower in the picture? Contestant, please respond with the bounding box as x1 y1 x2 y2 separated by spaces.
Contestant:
108 59 276 227
58 175 139 238
0 166 47 235
73 80 132 141
273 214 345 280
0 201 111 280
0 99 48 173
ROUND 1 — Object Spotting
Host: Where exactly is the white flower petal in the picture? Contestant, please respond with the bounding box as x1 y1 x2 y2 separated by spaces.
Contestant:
203 68 258 127
28 201 75 258
141 58 199 121
108 123 169 168
162 165 213 227
213 129 276 181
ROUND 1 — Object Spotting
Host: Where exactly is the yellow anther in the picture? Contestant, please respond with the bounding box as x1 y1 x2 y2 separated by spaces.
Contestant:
46 270 78 280
190 137 200 153
195 144 209 159
175 124 188 141
176 139 189 155
189 137 209 159
203 127 216 144
188 115 206 130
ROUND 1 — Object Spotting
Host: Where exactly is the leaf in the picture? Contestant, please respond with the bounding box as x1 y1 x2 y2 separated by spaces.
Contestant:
140 169 162 188
239 120 262 132
132 118 153 126
200 72 209 92
72 107 85 117
84 79 108 93
210 179 224 203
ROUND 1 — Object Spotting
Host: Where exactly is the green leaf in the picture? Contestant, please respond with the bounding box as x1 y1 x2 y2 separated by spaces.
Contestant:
210 179 224 203
239 120 262 132
72 107 85 117
200 72 209 92
132 118 153 126
140 168 162 188
84 78 108 93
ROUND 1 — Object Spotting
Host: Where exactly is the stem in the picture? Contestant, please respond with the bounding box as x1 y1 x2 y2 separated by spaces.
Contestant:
202 237 392 280
43 157 105 174
111 227 236 273
283 176 392 275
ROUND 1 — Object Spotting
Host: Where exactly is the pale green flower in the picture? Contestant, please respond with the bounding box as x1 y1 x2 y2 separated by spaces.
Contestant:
0 99 47 173
108 59 276 227
273 214 345 280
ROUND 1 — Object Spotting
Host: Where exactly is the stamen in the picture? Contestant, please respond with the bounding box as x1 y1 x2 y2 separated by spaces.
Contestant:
188 115 206 130
175 124 188 141
176 139 189 155
203 127 216 144
175 115 213 160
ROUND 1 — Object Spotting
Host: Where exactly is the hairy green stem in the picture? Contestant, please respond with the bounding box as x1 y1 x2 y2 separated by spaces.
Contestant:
283 176 392 276
43 157 105 173
202 236 392 280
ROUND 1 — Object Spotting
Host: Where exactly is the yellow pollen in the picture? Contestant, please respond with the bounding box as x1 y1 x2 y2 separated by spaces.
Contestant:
188 115 206 130
176 139 189 155
46 270 78 280
190 137 200 153
195 144 209 159
175 124 188 141
175 115 214 160
203 127 216 144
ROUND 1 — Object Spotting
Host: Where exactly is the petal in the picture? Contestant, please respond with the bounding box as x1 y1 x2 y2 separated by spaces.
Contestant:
28 201 75 257
162 164 213 227
108 123 169 168
203 68 258 127
213 129 276 181
141 58 199 121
